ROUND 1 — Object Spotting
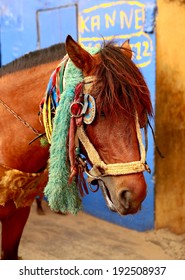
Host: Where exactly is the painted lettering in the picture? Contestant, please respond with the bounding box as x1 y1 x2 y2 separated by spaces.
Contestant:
135 8 144 30
142 41 151 57
133 42 142 60
105 10 116 29
80 16 90 33
79 1 153 68
120 9 133 29
91 15 100 31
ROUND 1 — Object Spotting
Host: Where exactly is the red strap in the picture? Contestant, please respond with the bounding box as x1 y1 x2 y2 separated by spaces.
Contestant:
68 82 83 183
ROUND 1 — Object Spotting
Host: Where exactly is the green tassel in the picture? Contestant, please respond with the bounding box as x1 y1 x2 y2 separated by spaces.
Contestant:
44 60 83 214
44 47 100 214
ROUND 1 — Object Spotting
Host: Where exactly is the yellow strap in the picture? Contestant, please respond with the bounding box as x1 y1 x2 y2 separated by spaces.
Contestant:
42 96 52 144
47 96 53 139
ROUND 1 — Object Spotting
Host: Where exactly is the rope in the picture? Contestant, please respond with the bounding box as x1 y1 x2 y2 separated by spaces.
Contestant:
77 125 107 170
42 95 52 144
76 112 150 178
0 97 40 136
41 58 69 144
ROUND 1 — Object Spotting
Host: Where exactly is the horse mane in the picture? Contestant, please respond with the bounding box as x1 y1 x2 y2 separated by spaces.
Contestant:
0 43 66 77
94 41 153 118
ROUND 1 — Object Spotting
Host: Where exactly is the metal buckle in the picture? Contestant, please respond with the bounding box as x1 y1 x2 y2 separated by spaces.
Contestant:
70 102 84 118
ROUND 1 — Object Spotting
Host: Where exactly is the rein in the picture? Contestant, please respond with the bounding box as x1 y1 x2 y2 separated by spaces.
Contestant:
0 97 44 144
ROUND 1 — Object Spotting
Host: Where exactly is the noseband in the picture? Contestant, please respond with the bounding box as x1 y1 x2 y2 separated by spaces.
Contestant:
70 75 151 184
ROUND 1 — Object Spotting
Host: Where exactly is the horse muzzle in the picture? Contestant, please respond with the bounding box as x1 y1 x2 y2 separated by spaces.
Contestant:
97 177 146 215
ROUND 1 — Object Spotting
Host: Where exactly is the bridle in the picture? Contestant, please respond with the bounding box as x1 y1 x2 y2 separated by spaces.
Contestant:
41 55 152 187
69 75 151 186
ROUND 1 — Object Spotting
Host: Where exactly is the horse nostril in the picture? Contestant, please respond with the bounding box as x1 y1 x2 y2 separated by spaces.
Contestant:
119 190 131 209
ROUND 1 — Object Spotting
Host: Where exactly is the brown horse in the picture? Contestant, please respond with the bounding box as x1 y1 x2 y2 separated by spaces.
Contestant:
0 35 152 260
0 44 65 259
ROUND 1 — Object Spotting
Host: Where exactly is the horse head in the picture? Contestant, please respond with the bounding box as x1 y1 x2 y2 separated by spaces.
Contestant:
65 35 153 215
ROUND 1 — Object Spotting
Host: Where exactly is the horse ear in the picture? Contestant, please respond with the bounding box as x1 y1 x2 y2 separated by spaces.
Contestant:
65 35 94 74
121 39 132 59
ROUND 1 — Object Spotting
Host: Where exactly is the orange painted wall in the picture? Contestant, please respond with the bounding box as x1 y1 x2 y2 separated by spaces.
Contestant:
155 0 185 233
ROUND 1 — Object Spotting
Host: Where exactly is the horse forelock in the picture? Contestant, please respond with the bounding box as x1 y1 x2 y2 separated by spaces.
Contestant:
93 42 153 119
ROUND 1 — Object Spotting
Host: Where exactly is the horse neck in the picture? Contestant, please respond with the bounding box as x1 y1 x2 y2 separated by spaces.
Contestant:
0 60 60 106
0 60 60 173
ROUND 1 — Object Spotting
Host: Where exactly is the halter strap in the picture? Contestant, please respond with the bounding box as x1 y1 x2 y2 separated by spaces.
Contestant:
76 112 150 181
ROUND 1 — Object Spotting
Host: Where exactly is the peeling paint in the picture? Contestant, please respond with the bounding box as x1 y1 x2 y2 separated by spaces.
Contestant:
144 3 157 33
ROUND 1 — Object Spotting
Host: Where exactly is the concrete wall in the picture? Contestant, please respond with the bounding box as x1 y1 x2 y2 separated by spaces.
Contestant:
155 0 185 233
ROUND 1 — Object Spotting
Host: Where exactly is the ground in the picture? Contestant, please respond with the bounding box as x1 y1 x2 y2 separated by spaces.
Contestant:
16 201 185 260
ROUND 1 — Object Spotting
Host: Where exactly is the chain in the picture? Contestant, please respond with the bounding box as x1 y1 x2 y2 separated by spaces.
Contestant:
0 97 40 135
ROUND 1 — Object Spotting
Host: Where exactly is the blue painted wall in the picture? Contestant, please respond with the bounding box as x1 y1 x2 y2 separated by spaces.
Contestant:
0 0 77 65
0 0 156 231
78 0 156 231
